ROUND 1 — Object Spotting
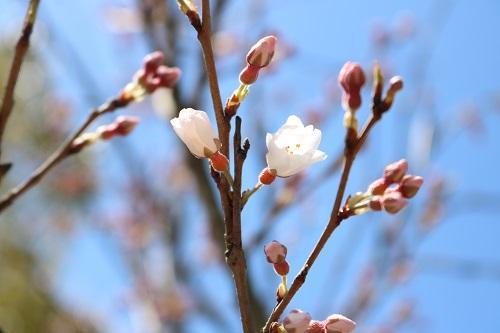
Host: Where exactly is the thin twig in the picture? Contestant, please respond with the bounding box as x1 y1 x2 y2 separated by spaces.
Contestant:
262 114 380 332
227 116 254 333
0 0 42 163
0 98 127 213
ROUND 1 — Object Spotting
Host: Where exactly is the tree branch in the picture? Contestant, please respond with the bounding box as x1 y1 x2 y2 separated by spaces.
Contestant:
0 97 128 213
0 0 42 165
262 114 380 332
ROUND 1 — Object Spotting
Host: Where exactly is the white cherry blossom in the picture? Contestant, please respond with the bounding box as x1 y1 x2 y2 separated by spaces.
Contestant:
170 108 219 158
265 115 327 177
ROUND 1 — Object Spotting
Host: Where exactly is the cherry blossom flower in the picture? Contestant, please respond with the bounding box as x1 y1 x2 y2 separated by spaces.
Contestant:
262 116 327 181
170 108 219 158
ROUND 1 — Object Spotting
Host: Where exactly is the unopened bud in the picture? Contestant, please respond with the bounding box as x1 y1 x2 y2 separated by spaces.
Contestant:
399 175 424 198
306 320 326 333
246 35 277 68
259 168 277 185
98 116 140 140
283 309 312 333
369 195 383 211
209 151 229 172
382 191 408 214
338 62 366 111
156 66 182 89
367 177 388 195
372 63 384 104
239 64 261 85
274 260 290 276
143 51 164 74
382 76 404 111
264 240 287 264
325 314 356 333
383 159 408 184
114 116 140 136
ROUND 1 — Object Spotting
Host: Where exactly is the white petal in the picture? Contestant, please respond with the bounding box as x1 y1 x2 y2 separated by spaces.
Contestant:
285 115 304 128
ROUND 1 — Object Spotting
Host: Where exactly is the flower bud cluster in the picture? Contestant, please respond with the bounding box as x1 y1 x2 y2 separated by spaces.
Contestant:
70 116 140 154
344 159 423 216
121 51 181 104
368 159 423 214
226 35 277 116
281 309 356 333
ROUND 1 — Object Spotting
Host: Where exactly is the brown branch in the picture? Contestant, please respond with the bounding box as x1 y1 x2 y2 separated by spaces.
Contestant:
191 2 256 331
225 116 254 333
0 97 127 213
0 0 42 164
262 114 380 332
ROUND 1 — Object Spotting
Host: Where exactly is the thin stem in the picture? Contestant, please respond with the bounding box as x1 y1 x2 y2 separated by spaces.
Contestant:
0 0 42 162
223 169 234 188
242 182 263 207
0 98 127 214
262 115 379 332
229 116 253 333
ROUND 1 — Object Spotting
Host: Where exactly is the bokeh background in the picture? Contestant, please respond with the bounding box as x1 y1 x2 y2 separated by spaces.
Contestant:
0 0 499 332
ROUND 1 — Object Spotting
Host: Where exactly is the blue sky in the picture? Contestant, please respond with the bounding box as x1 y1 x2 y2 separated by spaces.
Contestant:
1 0 500 332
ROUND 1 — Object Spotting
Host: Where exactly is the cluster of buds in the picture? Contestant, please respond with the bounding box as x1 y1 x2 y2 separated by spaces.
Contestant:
338 62 366 132
120 51 181 104
225 35 277 116
170 108 229 172
277 309 356 333
343 159 423 216
264 240 290 301
70 116 140 154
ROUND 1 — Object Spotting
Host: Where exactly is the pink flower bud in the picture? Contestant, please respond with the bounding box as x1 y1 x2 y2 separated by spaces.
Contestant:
367 177 388 195
306 320 326 333
369 195 383 211
239 64 261 85
246 35 277 68
382 191 408 214
283 309 312 333
325 314 356 333
156 65 182 89
338 62 366 110
264 240 287 264
209 151 229 172
273 260 290 276
383 159 408 184
259 167 277 185
114 116 140 136
399 175 424 198
97 123 118 140
143 51 165 74
98 116 140 140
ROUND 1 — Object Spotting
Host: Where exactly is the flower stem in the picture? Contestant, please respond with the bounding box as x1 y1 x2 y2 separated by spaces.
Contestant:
242 182 263 207
223 169 234 188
